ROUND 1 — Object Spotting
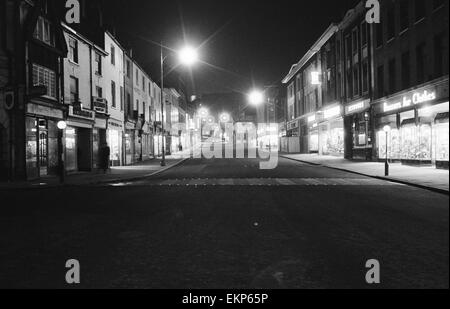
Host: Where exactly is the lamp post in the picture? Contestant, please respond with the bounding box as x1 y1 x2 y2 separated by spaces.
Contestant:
57 120 67 184
383 125 391 176
160 44 199 167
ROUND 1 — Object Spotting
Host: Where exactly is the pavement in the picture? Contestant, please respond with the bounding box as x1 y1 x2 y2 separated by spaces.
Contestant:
0 155 188 189
281 153 449 194
0 155 448 289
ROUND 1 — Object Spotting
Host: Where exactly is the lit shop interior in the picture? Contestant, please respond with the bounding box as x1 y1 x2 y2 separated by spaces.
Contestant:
377 102 449 169
308 106 345 156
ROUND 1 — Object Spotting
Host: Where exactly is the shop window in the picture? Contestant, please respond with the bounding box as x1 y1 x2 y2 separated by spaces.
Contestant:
378 128 401 160
435 122 449 162
401 124 432 161
26 117 38 179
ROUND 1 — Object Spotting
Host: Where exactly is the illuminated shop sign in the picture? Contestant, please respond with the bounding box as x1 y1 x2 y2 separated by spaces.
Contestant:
383 90 436 113
323 106 342 119
307 115 316 123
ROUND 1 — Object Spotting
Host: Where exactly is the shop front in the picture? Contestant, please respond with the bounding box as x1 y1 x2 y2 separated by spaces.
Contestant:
65 106 95 173
306 114 319 154
25 103 64 180
141 123 154 161
93 116 108 170
343 99 373 160
107 118 124 167
125 121 136 165
317 105 344 157
374 78 449 169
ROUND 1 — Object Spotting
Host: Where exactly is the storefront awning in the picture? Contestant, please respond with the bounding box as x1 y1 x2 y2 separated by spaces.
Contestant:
435 112 449 124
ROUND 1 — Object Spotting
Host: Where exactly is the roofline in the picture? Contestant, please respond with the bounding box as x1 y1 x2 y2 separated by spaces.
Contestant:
61 23 108 55
282 23 338 84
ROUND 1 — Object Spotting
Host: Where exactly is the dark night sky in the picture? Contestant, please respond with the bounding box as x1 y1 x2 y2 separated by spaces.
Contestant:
103 0 361 96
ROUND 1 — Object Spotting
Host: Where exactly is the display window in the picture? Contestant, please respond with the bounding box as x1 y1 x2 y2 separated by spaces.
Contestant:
108 130 122 166
435 122 449 162
65 127 77 172
400 123 432 161
377 128 401 160
309 128 319 153
26 117 38 179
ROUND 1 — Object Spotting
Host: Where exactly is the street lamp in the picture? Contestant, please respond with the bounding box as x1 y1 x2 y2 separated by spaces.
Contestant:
248 90 264 106
383 125 391 176
57 120 67 183
160 44 199 166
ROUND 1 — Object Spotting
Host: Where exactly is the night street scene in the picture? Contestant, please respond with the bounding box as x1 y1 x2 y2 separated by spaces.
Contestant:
0 0 449 294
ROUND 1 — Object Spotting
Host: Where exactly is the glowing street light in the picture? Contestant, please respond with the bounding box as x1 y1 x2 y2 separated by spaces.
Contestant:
160 44 200 166
248 90 264 106
219 113 231 123
198 107 209 119
57 120 67 130
179 46 199 67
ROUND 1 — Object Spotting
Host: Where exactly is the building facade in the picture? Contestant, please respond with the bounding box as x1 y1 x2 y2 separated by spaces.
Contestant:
0 0 68 181
62 23 108 173
104 31 125 167
372 0 449 169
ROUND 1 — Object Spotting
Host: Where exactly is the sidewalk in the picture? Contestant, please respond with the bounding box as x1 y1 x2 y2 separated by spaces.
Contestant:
282 153 449 194
0 155 188 189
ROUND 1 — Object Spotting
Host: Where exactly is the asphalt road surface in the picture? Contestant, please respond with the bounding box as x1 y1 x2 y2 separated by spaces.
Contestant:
0 156 448 288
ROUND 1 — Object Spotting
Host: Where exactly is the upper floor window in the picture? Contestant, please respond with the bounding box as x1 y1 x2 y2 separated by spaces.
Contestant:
32 64 56 99
126 61 131 78
142 76 145 91
433 0 445 10
110 45 115 65
96 86 103 98
33 16 55 47
136 69 139 86
360 22 368 47
68 37 78 63
69 76 79 104
415 0 426 22
400 0 410 32
95 53 102 75
387 6 396 40
111 81 116 107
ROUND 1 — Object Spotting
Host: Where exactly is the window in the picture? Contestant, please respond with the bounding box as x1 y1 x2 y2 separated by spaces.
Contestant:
142 76 145 91
376 24 383 48
388 58 396 93
126 61 131 78
68 37 78 63
95 53 102 75
434 34 444 78
416 43 426 84
96 86 103 98
400 0 409 32
377 65 384 98
353 66 359 97
401 52 411 89
120 86 124 111
136 69 139 86
362 60 369 94
33 16 54 46
111 81 116 108
110 45 115 65
360 22 368 47
69 76 79 104
32 64 56 98
387 7 396 40
149 83 152 96
415 0 426 22
433 0 445 10
126 92 132 114
352 28 358 55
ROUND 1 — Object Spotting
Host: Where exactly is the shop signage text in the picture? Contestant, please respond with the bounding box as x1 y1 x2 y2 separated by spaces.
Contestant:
383 90 436 113
323 106 341 120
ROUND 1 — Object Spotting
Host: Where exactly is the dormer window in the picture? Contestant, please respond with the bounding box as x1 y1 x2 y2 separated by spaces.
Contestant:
33 16 55 47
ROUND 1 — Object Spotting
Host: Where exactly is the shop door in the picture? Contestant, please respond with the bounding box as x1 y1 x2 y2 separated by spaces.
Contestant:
38 119 48 176
77 128 92 172
65 127 78 172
